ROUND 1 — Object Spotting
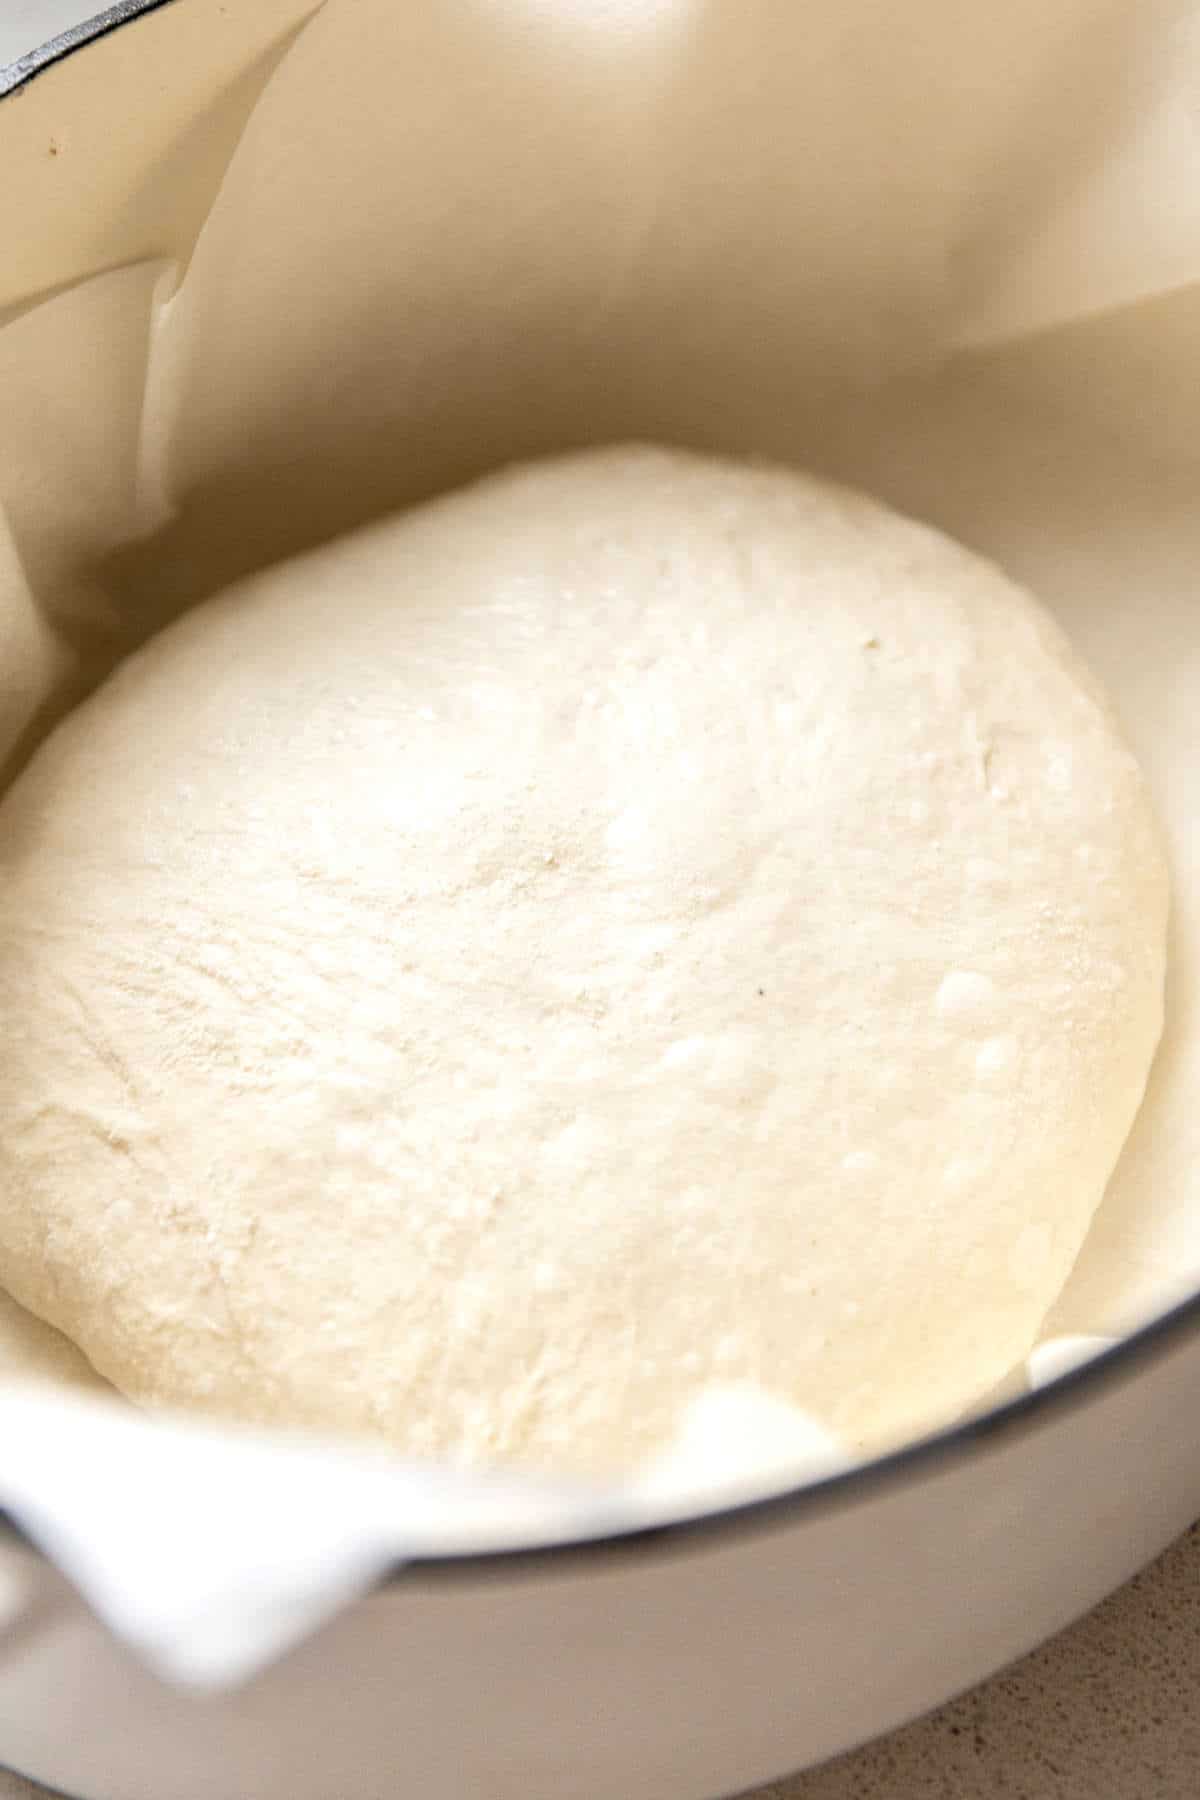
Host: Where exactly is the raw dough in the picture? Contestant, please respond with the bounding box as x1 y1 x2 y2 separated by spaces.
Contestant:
0 447 1168 1470
0 1291 106 1396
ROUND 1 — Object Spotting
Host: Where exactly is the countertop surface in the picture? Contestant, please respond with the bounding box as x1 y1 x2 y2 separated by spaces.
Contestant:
1 1522 1197 1799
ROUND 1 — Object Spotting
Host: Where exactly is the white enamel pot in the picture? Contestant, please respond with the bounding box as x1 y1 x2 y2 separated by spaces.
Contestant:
1 6 1197 1798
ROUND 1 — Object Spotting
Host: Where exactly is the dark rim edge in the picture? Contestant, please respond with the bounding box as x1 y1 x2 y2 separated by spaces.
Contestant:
0 0 180 98
392 1286 1200 1582
0 1274 1195 1587
0 0 1198 1590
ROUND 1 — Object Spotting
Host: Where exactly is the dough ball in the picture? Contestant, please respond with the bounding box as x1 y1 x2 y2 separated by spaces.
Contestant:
0 1290 107 1395
0 447 1167 1470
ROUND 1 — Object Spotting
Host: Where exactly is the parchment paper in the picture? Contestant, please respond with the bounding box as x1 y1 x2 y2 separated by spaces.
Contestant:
0 0 1197 1684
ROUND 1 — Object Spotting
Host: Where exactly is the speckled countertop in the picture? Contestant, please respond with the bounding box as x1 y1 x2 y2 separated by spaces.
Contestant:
0 1524 1196 1800
758 1524 1200 1800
